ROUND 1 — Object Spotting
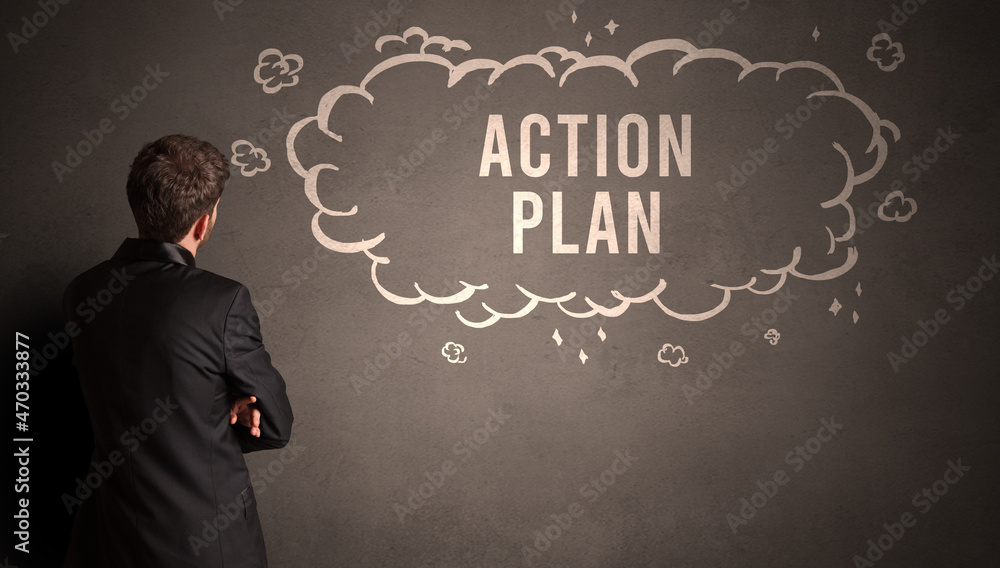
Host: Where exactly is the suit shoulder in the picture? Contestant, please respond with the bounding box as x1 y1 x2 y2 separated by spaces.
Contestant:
63 259 118 299
65 259 115 286
184 267 249 302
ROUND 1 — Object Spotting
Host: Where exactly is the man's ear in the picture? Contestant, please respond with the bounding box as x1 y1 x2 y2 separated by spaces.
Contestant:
192 213 211 242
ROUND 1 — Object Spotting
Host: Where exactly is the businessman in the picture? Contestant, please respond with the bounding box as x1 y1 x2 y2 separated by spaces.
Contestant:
62 134 293 567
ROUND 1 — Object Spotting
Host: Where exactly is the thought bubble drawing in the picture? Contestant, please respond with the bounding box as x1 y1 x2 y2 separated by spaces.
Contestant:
867 33 905 72
658 344 689 366
877 190 917 222
230 140 271 177
765 329 780 345
286 26 900 329
254 48 304 94
441 342 467 364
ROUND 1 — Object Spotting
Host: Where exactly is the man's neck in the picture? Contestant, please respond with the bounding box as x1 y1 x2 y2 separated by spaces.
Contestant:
175 237 199 258
141 235 198 258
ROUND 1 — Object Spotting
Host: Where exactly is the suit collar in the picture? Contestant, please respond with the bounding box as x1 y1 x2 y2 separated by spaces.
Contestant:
113 238 196 268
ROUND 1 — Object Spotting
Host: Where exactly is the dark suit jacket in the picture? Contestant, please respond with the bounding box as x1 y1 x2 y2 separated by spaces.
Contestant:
62 238 293 568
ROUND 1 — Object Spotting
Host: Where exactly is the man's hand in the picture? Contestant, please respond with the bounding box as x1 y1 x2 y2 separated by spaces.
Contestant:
230 395 261 437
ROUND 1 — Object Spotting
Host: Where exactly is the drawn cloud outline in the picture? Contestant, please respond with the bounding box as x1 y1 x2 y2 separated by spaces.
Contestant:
877 190 917 222
866 33 905 72
254 48 304 94
286 27 901 328
230 140 271 177
657 344 689 367
441 341 467 364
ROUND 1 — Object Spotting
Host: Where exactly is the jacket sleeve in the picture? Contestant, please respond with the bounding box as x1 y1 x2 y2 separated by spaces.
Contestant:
223 284 293 452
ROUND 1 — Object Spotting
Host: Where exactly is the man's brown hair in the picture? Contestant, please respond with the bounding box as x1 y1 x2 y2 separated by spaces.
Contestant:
126 134 229 243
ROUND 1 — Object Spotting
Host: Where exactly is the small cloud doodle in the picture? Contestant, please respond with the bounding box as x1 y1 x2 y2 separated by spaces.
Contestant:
657 344 689 367
765 329 780 345
230 140 271 177
877 190 917 222
867 33 905 72
254 48 304 94
441 342 467 364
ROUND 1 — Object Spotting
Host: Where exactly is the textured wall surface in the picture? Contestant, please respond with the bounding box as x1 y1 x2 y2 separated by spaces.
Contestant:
2 0 998 566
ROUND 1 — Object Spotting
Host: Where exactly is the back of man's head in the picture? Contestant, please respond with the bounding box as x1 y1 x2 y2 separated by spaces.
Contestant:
126 134 229 243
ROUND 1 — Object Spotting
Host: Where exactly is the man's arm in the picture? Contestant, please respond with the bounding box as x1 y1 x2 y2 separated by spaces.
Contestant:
223 284 293 452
